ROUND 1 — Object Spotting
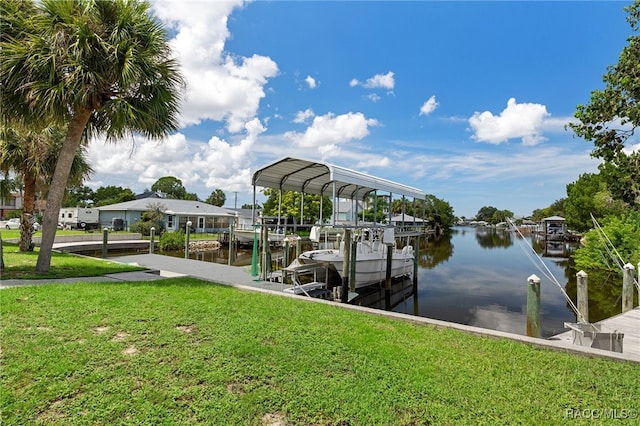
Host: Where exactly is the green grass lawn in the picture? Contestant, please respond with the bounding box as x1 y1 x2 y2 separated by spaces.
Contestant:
0 242 144 279
1 277 638 425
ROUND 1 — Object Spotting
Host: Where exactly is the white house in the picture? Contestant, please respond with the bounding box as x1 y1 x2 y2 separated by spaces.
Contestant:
0 192 22 219
97 199 246 233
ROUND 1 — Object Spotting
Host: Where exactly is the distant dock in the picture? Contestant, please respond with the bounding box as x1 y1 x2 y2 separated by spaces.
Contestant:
52 239 153 253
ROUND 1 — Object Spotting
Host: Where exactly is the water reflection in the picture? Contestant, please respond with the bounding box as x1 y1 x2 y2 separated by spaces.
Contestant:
470 304 526 335
415 232 453 269
475 227 514 248
563 267 625 322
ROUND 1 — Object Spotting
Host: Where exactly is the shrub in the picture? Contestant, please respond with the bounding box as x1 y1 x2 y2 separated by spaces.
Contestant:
159 230 184 251
573 210 640 273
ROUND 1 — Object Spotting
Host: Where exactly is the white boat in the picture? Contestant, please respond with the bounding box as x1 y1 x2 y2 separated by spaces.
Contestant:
298 228 414 289
234 228 286 245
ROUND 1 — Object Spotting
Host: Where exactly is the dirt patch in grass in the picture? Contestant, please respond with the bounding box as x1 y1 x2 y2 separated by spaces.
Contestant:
226 381 245 395
176 324 197 334
111 332 129 342
122 346 138 356
262 412 288 426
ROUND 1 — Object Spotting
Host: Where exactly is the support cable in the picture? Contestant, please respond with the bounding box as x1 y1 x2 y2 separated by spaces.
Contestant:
508 219 583 321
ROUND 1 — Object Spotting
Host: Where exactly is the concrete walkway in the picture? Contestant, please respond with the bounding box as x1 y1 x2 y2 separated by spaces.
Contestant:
0 269 168 288
110 254 285 292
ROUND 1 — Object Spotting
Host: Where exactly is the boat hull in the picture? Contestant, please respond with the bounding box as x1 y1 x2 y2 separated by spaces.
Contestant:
298 246 414 288
234 229 286 244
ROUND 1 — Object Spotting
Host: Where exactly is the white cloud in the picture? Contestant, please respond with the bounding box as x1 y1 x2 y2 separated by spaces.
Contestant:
419 95 439 116
284 112 379 150
151 1 278 133
88 133 195 187
469 98 550 145
305 75 317 89
355 157 391 168
541 116 572 132
349 78 360 87
363 71 395 90
408 147 598 182
193 118 265 191
367 93 381 102
623 143 640 155
87 118 267 195
292 108 315 124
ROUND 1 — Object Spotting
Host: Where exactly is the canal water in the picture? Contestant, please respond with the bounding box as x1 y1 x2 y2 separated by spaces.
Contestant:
397 226 577 338
392 226 622 338
109 226 623 338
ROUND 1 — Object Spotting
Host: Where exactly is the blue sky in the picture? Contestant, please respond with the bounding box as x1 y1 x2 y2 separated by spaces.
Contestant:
86 1 634 218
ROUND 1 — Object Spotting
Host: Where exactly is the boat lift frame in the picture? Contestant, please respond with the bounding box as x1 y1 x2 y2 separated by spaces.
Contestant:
251 157 427 227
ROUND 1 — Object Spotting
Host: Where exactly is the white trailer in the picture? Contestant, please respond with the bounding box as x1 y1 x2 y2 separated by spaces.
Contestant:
59 207 100 230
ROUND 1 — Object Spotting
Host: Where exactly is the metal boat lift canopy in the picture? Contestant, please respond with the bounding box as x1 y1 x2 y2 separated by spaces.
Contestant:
251 157 426 226
252 157 425 200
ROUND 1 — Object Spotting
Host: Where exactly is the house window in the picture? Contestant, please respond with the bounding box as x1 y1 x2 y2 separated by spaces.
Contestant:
198 217 205 229
68 213 73 218
167 215 174 228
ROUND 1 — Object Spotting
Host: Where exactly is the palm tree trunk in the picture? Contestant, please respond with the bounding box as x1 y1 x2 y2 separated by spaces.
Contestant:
0 232 5 272
36 108 92 273
19 173 36 251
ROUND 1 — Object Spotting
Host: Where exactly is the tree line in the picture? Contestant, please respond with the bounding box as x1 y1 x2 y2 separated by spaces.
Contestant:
62 177 229 208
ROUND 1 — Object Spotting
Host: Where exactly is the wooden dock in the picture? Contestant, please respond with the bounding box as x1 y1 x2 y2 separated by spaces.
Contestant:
550 307 640 362
52 240 154 253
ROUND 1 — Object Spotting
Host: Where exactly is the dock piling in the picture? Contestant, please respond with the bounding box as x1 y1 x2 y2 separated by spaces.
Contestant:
341 230 351 303
622 263 636 313
576 270 588 323
250 226 258 277
149 227 155 254
261 222 269 280
349 240 357 293
526 274 541 338
102 228 108 258
385 243 393 310
184 221 192 259
283 239 289 270
228 222 234 266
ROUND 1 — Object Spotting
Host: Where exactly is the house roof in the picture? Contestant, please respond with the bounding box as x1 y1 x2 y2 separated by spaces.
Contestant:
542 216 565 222
226 208 255 218
390 214 426 223
97 198 237 217
252 157 426 200
135 190 165 199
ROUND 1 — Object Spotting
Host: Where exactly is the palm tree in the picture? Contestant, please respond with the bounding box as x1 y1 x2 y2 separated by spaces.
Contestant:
1 0 183 272
0 123 93 251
